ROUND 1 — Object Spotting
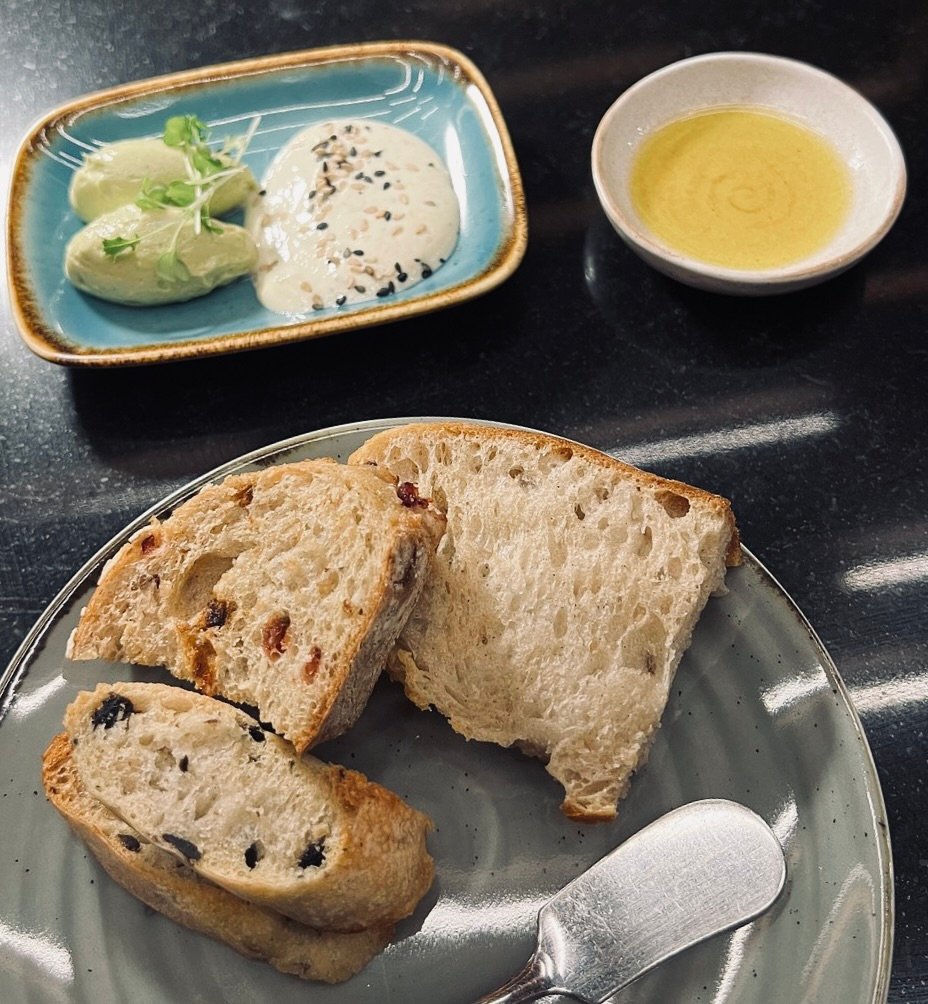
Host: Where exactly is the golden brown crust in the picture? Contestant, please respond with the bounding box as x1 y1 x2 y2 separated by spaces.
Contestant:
41 733 393 983
352 421 740 565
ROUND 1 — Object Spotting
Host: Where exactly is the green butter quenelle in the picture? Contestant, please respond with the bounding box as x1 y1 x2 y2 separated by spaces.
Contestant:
69 138 256 223
65 204 257 306
63 113 259 306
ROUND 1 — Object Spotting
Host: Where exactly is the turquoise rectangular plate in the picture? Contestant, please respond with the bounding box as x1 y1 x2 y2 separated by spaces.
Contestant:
7 42 526 366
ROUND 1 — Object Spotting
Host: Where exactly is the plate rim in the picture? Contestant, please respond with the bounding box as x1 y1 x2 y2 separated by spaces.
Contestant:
5 42 528 367
0 416 894 1002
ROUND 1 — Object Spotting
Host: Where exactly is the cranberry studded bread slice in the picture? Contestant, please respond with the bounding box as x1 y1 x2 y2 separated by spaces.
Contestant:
62 682 434 932
349 422 741 823
41 732 393 983
67 459 445 753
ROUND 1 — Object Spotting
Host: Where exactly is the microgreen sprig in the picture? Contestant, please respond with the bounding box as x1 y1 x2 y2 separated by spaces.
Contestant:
102 235 141 258
102 113 258 281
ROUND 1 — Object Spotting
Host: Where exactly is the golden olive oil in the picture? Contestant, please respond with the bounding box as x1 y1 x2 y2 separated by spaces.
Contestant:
630 107 852 270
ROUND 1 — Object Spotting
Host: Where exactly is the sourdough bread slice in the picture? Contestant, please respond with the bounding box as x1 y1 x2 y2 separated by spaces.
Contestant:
62 682 434 932
67 459 445 753
349 422 741 822
42 732 393 983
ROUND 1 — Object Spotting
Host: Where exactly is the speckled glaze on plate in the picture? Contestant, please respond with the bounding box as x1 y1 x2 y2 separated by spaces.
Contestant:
6 43 527 366
0 419 892 1003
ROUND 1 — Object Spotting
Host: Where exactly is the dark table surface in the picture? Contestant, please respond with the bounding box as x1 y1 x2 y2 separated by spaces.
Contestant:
1 1 926 1000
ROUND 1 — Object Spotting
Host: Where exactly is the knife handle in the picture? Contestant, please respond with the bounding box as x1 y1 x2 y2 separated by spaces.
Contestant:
472 953 560 1004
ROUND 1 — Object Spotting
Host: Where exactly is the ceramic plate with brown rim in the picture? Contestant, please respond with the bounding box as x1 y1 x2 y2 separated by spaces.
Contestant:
6 42 527 366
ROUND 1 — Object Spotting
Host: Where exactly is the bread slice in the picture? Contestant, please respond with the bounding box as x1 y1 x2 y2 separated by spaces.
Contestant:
349 422 741 822
67 459 445 753
42 732 393 983
62 682 434 932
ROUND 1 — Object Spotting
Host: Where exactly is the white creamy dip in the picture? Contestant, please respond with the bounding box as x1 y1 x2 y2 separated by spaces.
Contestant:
247 119 460 314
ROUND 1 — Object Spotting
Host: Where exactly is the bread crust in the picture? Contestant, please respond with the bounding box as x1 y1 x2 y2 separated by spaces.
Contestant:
63 681 435 932
67 459 445 753
41 732 393 983
350 421 741 822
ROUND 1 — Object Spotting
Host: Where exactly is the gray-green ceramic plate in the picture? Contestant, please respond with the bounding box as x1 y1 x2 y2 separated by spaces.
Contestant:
0 419 892 1003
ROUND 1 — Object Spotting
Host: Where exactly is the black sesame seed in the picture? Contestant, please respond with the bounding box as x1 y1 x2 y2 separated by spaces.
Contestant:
308 190 316 199
248 725 265 743
373 150 382 156
384 211 392 221
352 249 364 256
118 834 141 853
322 161 328 173
349 146 357 156
317 222 328 231
355 172 364 180
335 295 347 306
298 838 326 869
258 189 267 197
397 271 408 282
91 693 134 731
244 842 260 869
162 834 201 862
376 281 395 298
374 170 386 177
179 755 189 773
421 265 433 279
383 182 391 190
354 285 366 293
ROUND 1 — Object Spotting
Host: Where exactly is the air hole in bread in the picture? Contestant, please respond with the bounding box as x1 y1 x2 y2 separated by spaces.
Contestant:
667 556 683 578
194 789 219 820
538 445 573 474
656 490 690 518
553 606 568 639
431 486 448 513
174 554 235 620
637 526 653 557
154 747 177 772
574 503 585 520
317 568 340 598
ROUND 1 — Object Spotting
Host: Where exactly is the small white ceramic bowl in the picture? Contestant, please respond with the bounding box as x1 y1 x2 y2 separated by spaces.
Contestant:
591 52 907 295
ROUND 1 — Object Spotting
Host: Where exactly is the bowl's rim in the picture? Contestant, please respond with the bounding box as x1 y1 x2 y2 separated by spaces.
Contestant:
590 50 908 290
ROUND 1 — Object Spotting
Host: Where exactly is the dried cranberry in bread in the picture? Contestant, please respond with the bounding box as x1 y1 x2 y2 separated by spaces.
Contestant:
62 682 434 932
349 422 741 823
42 732 393 982
67 459 445 753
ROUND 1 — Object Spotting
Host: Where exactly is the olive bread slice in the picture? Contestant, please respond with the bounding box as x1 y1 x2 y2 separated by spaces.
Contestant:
62 682 434 932
42 732 393 982
67 459 445 753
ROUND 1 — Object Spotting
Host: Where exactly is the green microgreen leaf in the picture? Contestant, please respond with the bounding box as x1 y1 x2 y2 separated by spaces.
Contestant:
102 235 141 258
156 250 192 283
163 180 198 206
163 114 209 149
191 147 225 177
